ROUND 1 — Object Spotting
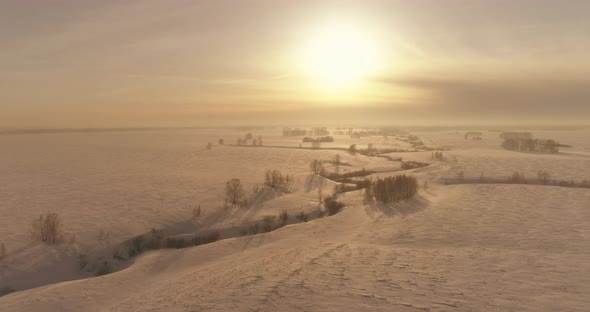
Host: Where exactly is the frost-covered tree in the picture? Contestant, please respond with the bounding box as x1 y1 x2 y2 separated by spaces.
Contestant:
225 179 245 206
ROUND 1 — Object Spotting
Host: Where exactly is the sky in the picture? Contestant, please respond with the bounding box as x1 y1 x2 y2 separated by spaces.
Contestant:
0 0 589 128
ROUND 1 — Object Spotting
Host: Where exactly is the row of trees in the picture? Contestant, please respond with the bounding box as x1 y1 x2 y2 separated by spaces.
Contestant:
432 151 444 159
302 136 334 143
224 169 294 207
364 175 419 204
501 138 560 153
264 169 294 191
236 136 264 146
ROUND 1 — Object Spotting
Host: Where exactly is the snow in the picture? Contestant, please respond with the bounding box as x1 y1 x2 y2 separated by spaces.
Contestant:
1 128 589 311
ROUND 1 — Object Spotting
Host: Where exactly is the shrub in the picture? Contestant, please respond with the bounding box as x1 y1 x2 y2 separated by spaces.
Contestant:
333 183 346 197
326 168 374 182
78 253 88 270
310 160 323 175
297 212 308 222
507 171 527 184
0 286 16 297
365 175 418 204
165 237 190 249
0 243 5 262
127 235 144 258
401 161 429 170
248 223 260 235
144 228 164 250
348 144 357 154
95 261 112 276
262 216 275 233
192 205 201 222
323 197 345 216
278 210 288 225
192 231 221 246
206 142 212 150
225 178 245 206
219 138 224 145
31 212 63 244
112 248 125 261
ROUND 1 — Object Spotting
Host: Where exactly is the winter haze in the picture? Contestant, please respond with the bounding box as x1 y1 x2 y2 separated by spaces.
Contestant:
0 1 589 312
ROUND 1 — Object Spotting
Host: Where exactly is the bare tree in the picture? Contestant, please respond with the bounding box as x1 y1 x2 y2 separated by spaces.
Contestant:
225 178 245 206
334 154 341 174
0 243 5 262
192 205 201 222
310 160 323 175
31 212 63 244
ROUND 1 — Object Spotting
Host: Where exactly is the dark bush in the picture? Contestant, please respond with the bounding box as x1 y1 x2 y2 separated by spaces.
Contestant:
112 248 125 261
401 161 429 170
78 253 88 270
144 228 164 250
323 197 345 216
507 171 527 184
262 216 275 233
297 212 308 222
279 210 288 225
128 235 144 257
165 237 190 249
356 178 372 190
192 231 221 246
248 223 260 235
326 168 374 182
95 261 112 276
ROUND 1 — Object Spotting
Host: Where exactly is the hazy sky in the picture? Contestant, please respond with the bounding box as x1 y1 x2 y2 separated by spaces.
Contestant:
1 0 589 128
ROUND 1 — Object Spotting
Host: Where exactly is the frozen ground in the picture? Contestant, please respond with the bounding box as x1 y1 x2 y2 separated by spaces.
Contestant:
1 127 589 311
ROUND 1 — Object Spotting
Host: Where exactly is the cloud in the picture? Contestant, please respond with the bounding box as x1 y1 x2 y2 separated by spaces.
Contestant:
375 75 590 119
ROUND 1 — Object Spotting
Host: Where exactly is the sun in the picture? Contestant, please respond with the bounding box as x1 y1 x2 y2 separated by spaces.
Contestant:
302 22 378 90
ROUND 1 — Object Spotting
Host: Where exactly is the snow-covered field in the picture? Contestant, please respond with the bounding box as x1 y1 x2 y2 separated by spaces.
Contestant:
1 127 589 311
